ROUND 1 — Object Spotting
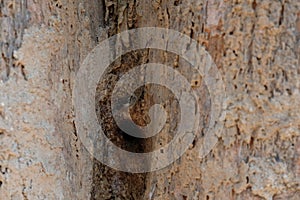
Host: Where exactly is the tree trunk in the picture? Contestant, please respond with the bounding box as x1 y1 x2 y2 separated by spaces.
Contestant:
0 0 299 199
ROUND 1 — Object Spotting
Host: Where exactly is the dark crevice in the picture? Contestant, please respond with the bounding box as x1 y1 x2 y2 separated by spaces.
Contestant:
279 3 284 26
20 64 28 81
173 0 182 6
191 137 197 149
250 137 254 149
166 7 170 28
72 120 79 159
252 0 257 10
72 121 78 138
91 50 150 199
90 0 151 197
236 124 241 136
190 21 194 39
21 184 29 200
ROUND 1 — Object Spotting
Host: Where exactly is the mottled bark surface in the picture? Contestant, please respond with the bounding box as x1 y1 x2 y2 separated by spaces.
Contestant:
0 0 299 199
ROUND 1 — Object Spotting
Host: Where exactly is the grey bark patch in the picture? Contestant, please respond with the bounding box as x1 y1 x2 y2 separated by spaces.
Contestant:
0 0 30 81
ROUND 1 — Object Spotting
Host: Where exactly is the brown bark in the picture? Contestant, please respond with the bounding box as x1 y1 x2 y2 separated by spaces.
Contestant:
0 0 299 199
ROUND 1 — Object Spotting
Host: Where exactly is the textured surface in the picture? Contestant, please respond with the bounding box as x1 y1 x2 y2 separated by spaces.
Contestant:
0 0 299 199
140 0 300 199
0 0 99 199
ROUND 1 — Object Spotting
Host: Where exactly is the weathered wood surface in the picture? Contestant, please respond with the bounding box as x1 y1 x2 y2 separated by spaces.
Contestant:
0 0 299 199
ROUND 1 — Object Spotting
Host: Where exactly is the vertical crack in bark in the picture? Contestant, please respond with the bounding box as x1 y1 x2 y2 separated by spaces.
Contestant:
91 49 150 200
90 1 150 198
279 3 284 26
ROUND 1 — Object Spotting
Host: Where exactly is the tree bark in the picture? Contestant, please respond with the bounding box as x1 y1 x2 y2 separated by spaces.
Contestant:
0 0 299 199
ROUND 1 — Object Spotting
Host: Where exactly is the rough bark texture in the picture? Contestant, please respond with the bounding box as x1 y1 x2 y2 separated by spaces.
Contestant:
0 0 299 200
